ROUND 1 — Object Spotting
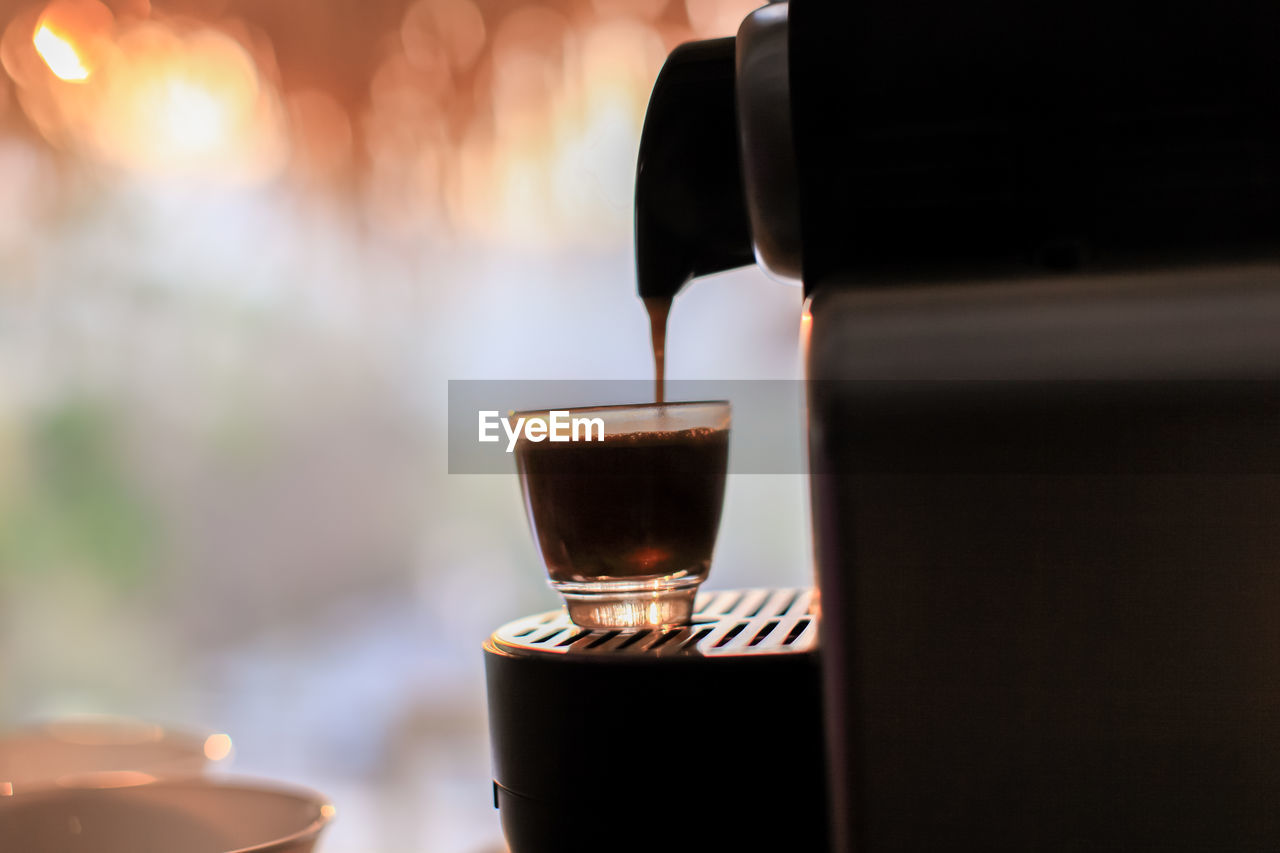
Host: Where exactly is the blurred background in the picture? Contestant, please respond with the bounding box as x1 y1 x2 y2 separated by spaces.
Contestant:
0 0 809 849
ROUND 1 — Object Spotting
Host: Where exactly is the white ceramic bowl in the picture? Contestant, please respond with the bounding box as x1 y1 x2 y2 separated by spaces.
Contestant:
0 776 334 853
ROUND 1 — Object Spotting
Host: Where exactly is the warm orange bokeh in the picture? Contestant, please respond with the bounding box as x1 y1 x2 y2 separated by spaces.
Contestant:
5 2 282 183
3 0 764 233
88 22 284 182
32 0 112 80
201 733 233 762
33 23 90 81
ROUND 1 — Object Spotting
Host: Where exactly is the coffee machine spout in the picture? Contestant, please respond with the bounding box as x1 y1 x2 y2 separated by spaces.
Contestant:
634 37 754 299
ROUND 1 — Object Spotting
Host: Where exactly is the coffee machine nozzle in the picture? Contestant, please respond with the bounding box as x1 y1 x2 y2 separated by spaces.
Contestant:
633 37 753 300
634 4 801 299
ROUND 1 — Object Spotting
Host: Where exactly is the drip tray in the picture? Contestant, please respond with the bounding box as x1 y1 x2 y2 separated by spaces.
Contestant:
489 587 818 658
484 587 828 853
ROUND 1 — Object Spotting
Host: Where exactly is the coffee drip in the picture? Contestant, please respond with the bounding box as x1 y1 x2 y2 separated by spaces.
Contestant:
634 37 754 408
643 296 670 404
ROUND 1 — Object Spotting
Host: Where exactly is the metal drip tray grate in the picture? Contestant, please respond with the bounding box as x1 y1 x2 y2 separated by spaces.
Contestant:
490 587 817 657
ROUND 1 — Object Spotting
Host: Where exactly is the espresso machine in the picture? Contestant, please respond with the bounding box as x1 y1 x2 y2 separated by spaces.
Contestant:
487 1 1280 850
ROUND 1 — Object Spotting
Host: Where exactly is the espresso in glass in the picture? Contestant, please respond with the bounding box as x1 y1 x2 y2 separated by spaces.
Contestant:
515 402 730 630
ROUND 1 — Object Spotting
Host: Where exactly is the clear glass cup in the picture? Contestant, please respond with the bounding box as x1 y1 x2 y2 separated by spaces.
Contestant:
514 400 731 630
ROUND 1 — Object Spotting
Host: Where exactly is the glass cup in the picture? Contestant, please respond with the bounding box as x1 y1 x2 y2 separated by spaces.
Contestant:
514 400 731 630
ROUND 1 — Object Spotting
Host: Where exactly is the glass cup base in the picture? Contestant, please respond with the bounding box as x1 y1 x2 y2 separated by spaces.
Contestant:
555 579 701 631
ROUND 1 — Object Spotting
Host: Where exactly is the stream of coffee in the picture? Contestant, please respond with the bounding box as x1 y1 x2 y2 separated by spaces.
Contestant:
644 296 671 404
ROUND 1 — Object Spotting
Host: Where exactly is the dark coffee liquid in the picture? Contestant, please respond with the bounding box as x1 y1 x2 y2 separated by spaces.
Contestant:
644 296 671 404
516 427 729 584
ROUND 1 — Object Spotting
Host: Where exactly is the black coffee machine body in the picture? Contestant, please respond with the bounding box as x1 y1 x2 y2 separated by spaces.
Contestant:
628 1 1280 850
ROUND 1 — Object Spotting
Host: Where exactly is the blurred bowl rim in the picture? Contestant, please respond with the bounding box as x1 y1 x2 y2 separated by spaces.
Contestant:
0 774 336 853
0 714 233 794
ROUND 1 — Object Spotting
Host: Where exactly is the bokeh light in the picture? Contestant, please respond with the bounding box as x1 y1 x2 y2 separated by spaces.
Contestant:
3 0 765 229
202 732 233 761
401 0 486 74
87 22 284 182
4 2 283 183
284 87 352 185
33 0 114 80
33 24 91 81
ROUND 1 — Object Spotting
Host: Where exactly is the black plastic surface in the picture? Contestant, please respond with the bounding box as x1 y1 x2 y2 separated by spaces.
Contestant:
634 38 755 300
484 635 828 853
807 269 1280 851
789 0 1280 294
